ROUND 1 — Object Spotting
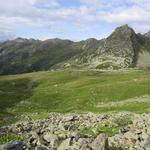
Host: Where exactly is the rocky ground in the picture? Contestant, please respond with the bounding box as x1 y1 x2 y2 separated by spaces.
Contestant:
0 112 150 150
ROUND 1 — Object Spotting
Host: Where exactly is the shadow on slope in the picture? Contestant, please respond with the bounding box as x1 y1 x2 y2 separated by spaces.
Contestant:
0 77 37 126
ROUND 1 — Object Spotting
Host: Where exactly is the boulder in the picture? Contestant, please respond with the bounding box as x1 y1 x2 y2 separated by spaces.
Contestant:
141 139 150 149
80 145 92 150
92 134 109 150
64 115 75 122
0 145 4 150
3 141 23 150
141 132 149 140
57 138 71 150
42 133 59 148
43 133 57 143
124 132 138 140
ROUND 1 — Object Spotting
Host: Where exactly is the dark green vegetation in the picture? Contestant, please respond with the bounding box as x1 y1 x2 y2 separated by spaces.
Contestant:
80 126 119 137
0 38 83 75
80 116 132 137
0 69 150 126
96 62 119 69
0 25 150 75
0 134 25 145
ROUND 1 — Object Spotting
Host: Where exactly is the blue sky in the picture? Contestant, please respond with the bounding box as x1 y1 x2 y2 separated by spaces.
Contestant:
0 0 150 41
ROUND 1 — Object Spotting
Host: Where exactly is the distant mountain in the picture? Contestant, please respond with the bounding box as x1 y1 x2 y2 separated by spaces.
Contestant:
0 38 83 74
144 31 150 38
57 25 139 69
0 25 150 75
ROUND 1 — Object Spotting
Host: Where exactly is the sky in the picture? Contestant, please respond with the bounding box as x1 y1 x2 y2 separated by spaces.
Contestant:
0 0 150 41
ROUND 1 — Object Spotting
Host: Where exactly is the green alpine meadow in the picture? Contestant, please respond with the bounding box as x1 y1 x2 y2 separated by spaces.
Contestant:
0 69 150 126
0 24 150 150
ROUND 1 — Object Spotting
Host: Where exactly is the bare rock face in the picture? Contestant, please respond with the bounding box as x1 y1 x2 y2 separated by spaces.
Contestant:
102 25 139 68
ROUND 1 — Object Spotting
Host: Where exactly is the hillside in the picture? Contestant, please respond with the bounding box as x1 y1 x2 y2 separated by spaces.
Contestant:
0 38 84 75
137 33 150 68
1 69 150 127
0 25 150 75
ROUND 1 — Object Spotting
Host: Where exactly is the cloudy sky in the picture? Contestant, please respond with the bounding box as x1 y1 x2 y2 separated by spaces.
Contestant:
0 0 150 41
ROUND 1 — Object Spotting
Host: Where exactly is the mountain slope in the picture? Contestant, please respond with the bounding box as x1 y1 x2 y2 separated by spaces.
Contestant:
0 38 83 74
0 25 150 75
136 33 150 68
1 70 150 127
58 25 140 69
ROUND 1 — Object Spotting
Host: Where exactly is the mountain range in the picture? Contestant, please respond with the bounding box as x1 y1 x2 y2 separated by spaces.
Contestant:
0 24 150 75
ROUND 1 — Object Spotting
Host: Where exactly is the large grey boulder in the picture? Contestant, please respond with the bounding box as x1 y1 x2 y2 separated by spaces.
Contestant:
92 134 109 150
42 133 59 148
141 139 150 149
3 141 23 150
57 138 71 150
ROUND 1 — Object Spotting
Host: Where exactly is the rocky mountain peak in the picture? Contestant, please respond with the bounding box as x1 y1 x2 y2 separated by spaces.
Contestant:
97 24 139 68
44 38 73 45
108 24 136 40
14 37 27 42
144 31 150 38
85 38 98 42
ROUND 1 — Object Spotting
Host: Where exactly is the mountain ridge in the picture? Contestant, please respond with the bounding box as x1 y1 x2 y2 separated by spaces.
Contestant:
0 25 150 75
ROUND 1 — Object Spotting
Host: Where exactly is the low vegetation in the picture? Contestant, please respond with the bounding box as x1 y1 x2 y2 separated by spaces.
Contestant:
0 69 150 126
96 62 120 69
0 134 25 145
80 115 132 137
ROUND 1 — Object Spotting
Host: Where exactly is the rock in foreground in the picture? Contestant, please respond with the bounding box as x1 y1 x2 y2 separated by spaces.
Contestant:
0 112 150 150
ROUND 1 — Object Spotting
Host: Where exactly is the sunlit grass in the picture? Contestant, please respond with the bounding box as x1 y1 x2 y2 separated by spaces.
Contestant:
0 69 150 126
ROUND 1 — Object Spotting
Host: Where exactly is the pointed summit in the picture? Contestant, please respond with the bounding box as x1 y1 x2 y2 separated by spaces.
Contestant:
101 24 139 68
116 24 132 30
108 24 136 40
14 37 27 42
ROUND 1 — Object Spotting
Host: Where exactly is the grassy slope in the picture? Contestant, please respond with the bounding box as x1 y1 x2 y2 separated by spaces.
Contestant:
0 69 150 126
0 40 83 75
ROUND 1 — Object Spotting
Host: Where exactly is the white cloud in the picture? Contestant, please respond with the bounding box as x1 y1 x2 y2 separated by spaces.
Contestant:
39 0 60 8
130 0 150 8
79 0 108 8
0 0 149 39
0 0 93 26
101 6 150 24
0 29 15 41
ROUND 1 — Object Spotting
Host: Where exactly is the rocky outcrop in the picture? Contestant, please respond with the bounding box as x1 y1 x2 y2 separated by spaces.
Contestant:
0 112 150 150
